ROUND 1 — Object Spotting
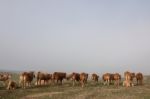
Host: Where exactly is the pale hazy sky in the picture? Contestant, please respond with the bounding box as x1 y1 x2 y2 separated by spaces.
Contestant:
0 0 150 75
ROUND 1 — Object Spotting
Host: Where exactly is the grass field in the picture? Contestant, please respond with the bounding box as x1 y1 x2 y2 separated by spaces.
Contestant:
0 73 150 99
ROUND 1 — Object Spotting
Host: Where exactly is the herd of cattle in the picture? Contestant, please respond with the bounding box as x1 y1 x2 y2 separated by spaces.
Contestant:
0 71 143 90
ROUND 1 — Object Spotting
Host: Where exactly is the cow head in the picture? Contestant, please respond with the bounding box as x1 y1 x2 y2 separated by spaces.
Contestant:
131 73 135 78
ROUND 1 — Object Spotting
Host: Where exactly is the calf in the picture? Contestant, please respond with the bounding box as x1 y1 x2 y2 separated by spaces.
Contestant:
6 80 17 90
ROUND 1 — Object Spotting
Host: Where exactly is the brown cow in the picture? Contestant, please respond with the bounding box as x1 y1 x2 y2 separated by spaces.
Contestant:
71 72 80 86
103 73 119 85
113 73 121 87
80 72 88 87
19 71 35 88
91 73 99 82
102 73 111 85
36 72 52 86
66 72 81 86
52 72 66 85
136 72 143 85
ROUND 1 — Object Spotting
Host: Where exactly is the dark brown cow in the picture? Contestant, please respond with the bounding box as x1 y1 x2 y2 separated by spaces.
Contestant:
52 72 66 85
19 71 35 88
91 73 99 82
80 72 88 87
136 72 143 85
36 72 52 86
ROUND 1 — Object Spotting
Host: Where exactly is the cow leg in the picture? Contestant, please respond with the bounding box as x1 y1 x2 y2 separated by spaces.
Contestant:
118 80 120 87
137 79 140 85
114 80 116 86
56 80 58 84
27 82 29 87
43 80 45 85
45 80 47 85
81 81 84 87
44 80 46 85
116 80 119 87
40 80 41 86
116 80 119 88
140 80 142 85
37 80 39 86
103 80 106 85
107 79 110 86
29 82 32 87
22 81 24 88
24 81 26 89
26 82 29 88
60 80 62 85
73 80 75 86
19 80 22 88
80 81 83 87
81 80 85 87
28 82 30 87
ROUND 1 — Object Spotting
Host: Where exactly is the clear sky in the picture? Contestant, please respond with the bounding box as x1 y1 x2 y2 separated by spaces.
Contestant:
0 0 150 75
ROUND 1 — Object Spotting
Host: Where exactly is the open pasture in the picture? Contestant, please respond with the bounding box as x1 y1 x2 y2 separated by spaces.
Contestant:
0 72 150 99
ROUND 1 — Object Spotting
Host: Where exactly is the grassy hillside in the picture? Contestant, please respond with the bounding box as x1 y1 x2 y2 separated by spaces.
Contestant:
0 72 150 99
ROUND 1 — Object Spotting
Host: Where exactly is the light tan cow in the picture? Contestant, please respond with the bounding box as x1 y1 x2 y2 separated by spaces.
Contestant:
123 71 135 87
19 71 35 88
136 72 143 85
124 71 135 81
91 73 99 82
